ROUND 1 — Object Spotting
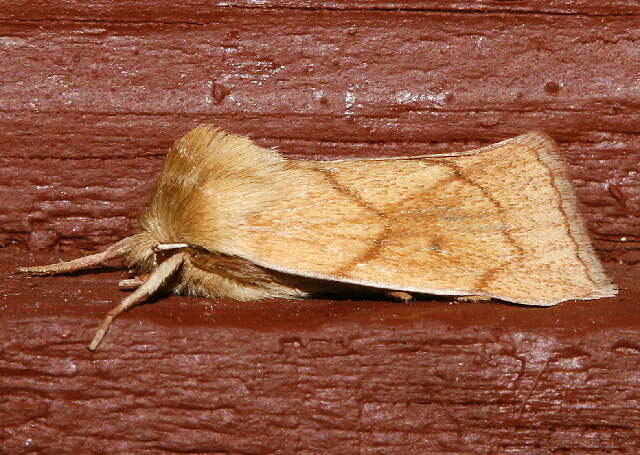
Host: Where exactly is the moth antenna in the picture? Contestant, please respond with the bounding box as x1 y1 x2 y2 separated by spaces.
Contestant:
88 251 187 351
17 235 140 276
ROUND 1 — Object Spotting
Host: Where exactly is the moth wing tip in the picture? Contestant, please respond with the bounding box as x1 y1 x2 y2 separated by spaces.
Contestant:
594 283 619 299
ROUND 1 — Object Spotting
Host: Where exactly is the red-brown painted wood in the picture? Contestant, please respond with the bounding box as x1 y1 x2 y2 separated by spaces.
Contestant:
1 2 638 453
1 9 638 259
2 251 639 454
1 0 639 20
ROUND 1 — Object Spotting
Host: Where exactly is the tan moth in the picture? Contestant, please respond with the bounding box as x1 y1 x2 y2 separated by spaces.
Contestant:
19 126 617 350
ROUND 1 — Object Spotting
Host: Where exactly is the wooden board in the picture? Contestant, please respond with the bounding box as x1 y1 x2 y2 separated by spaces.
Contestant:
1 2 639 453
0 8 638 260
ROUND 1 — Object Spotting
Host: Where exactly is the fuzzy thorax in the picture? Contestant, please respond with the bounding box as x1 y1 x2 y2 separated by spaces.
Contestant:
138 126 289 258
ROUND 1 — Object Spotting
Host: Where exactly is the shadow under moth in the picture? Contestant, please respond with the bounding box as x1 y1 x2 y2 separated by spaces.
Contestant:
19 126 617 350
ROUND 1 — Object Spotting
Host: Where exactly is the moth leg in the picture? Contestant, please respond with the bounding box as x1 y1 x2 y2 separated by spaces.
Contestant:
17 235 138 276
118 278 144 290
88 252 186 351
455 295 492 303
387 291 413 303
118 274 149 290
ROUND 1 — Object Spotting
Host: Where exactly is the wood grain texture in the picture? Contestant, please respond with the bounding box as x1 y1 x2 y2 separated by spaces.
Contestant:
1 2 639 453
1 7 638 261
1 250 639 454
1 0 639 19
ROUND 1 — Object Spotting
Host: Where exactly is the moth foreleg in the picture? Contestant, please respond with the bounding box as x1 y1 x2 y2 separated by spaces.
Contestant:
118 274 149 290
88 252 186 351
17 235 140 276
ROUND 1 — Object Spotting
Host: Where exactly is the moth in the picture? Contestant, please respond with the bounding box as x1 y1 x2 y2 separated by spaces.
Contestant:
19 126 617 350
